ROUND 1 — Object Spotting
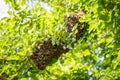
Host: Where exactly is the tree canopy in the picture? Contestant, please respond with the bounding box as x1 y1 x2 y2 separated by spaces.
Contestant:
0 0 120 80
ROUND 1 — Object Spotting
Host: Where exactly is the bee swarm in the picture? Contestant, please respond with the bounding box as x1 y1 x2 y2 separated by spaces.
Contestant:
30 10 85 70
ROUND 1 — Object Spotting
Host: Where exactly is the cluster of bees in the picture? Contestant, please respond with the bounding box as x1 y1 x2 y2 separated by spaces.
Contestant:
30 10 85 70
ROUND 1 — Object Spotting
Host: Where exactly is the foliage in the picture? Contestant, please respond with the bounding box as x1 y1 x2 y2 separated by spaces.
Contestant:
0 0 120 79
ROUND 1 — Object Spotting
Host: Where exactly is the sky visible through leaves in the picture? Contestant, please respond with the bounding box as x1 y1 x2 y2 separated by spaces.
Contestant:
0 0 9 19
0 0 51 19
